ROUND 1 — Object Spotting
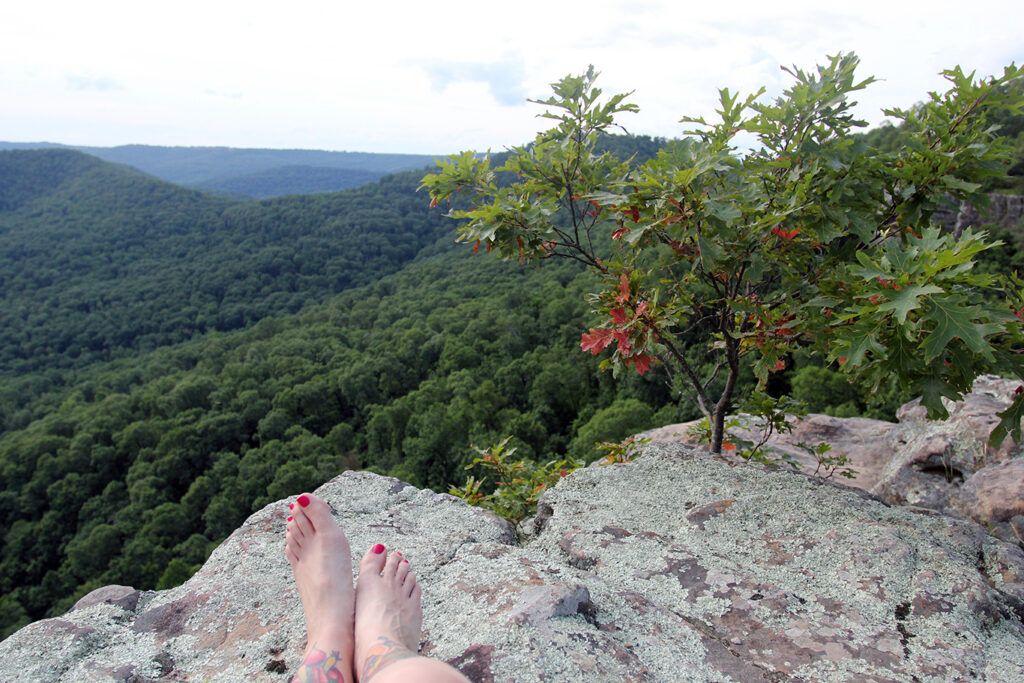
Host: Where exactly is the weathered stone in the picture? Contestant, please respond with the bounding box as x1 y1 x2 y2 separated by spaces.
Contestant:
645 375 1024 546
643 413 897 492
931 193 1024 234
2 444 1022 681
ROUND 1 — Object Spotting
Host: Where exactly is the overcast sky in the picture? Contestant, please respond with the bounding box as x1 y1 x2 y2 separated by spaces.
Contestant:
2 0 1021 155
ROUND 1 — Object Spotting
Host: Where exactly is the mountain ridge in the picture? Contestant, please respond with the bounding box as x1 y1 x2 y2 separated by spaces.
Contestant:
0 141 441 197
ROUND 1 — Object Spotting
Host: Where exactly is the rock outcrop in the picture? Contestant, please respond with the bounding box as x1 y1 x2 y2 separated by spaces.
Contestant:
644 375 1024 546
2 442 1023 682
931 193 1024 235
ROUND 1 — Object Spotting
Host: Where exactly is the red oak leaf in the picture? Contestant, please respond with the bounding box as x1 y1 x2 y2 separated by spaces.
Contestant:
618 274 630 302
771 226 800 240
610 308 629 325
635 301 649 317
721 442 737 451
612 330 631 355
580 328 614 354
611 227 631 241
630 353 653 375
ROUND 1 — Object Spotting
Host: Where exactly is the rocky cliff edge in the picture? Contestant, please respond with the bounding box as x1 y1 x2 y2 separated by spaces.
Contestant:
2 440 1023 682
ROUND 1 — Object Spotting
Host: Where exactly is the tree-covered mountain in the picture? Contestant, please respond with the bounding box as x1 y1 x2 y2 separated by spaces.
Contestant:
0 142 440 198
0 149 450 386
191 165 383 199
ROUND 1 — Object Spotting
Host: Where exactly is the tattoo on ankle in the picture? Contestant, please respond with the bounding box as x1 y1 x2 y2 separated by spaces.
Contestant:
360 636 417 681
292 644 347 683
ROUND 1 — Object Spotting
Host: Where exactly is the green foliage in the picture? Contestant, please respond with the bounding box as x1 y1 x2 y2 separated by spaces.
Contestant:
798 442 857 480
156 559 200 590
449 436 582 527
423 55 1024 454
594 435 650 463
567 398 656 461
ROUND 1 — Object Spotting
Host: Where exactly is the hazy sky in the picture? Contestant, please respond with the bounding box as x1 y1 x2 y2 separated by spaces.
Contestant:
2 0 1021 155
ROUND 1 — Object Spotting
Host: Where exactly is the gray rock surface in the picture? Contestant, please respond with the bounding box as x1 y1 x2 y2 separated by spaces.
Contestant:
645 375 1024 545
2 443 1023 682
931 193 1024 235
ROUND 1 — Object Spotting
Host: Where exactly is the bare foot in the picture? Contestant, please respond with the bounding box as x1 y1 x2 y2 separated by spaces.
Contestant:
353 545 423 681
286 493 355 683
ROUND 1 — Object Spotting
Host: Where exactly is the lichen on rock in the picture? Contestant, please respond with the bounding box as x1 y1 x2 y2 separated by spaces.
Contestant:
1 443 1022 681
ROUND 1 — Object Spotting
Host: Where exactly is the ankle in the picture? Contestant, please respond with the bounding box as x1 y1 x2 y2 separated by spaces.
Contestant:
357 636 418 682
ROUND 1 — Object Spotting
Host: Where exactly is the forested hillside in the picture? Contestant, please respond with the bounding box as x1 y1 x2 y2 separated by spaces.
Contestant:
191 165 382 199
0 150 450 400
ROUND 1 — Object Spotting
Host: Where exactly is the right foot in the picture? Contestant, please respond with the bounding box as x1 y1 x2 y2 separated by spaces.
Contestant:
353 545 423 682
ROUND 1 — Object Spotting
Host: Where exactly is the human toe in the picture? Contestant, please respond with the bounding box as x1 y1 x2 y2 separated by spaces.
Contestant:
382 549 403 580
394 556 410 584
359 543 387 577
403 570 418 598
295 493 336 533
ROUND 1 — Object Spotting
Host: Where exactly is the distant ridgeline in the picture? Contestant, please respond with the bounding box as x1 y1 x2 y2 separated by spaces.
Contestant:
0 142 440 199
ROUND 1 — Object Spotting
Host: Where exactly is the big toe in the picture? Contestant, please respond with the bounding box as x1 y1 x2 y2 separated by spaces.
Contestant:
293 493 335 534
359 543 387 579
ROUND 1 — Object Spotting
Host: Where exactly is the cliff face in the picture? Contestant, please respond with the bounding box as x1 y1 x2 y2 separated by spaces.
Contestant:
2 441 1023 682
931 193 1024 234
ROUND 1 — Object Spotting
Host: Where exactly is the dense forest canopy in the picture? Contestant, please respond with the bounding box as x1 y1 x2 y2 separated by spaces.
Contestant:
0 150 450 386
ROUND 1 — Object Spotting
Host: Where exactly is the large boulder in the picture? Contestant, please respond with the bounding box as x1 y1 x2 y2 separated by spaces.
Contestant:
2 443 1023 681
642 414 897 490
645 376 1024 545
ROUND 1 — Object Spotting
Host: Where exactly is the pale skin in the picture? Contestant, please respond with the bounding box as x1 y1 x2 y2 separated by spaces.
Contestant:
285 493 471 683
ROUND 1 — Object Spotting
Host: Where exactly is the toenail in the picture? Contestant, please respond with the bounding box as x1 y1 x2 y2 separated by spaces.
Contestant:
287 516 293 522
289 503 294 510
402 559 409 564
297 495 310 507
372 544 385 554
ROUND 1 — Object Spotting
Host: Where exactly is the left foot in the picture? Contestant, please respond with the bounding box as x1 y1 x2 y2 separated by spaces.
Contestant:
286 493 355 682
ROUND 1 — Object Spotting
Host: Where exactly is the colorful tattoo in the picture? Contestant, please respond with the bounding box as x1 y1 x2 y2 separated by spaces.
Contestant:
360 636 417 681
292 644 347 683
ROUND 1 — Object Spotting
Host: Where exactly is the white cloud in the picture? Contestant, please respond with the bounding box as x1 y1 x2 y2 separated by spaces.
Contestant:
0 0 1021 152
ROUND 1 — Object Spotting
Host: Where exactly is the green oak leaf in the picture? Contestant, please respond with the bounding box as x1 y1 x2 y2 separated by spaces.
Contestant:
876 284 944 324
990 391 1024 448
916 376 962 419
921 296 999 360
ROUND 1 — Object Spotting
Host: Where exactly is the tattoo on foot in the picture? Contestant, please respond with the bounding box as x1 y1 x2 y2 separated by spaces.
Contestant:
360 636 417 681
292 645 347 683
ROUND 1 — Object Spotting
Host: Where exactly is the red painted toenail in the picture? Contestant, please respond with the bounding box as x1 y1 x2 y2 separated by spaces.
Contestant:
372 544 385 554
297 495 310 507
289 503 294 510
402 559 409 564
287 516 293 522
